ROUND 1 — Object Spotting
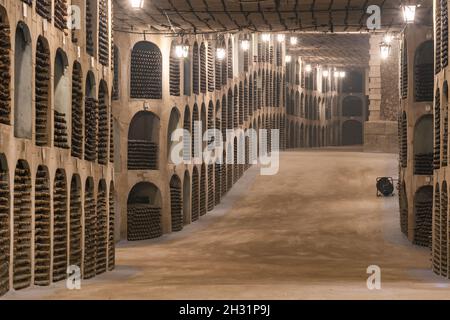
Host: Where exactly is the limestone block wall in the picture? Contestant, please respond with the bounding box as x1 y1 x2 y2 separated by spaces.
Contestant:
0 0 115 296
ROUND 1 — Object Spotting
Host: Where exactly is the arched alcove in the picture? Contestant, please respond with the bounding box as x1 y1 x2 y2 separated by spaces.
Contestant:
227 37 233 79
399 181 408 236
108 182 115 270
401 39 408 99
98 0 108 65
130 41 162 99
96 180 107 275
239 82 244 125
53 169 67 282
183 171 191 225
342 96 363 117
191 167 199 222
35 36 50 146
434 88 441 169
342 120 363 145
86 0 97 56
413 115 433 175
184 40 191 95
167 107 181 161
84 177 96 279
0 154 9 295
70 174 82 269
71 62 83 159
128 111 160 170
443 81 449 167
170 175 183 232
85 71 97 162
200 164 207 216
183 106 191 162
233 85 239 128
34 165 50 286
127 182 162 241
0 7 10 125
54 49 70 149
413 185 433 248
440 181 448 276
97 80 109 164
244 79 249 121
400 112 408 168
414 40 434 102
14 22 32 139
343 71 363 93
13 160 31 290
112 45 120 100
207 42 214 92
169 41 180 96
200 42 207 93
221 149 227 196
433 183 441 272
192 42 199 95
192 104 200 160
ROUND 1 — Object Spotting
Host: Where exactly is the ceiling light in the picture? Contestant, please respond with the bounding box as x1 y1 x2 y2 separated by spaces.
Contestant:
277 34 285 42
130 0 144 9
380 42 391 59
403 5 416 23
290 36 298 45
305 64 312 73
175 45 189 58
285 55 292 63
216 48 226 61
241 40 250 51
339 71 346 78
334 71 340 78
323 70 329 77
262 33 271 42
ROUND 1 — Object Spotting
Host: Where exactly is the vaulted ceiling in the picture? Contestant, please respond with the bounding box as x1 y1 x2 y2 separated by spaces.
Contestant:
113 0 433 34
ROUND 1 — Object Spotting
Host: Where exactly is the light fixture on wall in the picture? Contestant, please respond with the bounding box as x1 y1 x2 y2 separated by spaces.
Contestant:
130 0 144 9
384 33 393 44
285 55 292 63
403 5 417 23
216 47 226 60
305 64 312 73
175 44 189 58
290 36 298 45
262 33 271 42
241 39 250 51
380 42 391 59
277 34 285 42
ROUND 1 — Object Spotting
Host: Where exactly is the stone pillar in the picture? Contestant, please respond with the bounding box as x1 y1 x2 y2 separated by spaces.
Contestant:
364 34 399 153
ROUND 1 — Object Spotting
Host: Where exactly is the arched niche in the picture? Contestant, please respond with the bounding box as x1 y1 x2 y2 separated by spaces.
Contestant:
342 96 363 117
83 177 96 279
14 22 32 139
342 120 363 146
0 153 9 295
342 71 363 93
130 41 162 99
413 115 433 175
54 49 70 149
85 0 98 57
170 175 183 232
191 166 199 221
414 40 434 102
112 45 120 100
53 169 67 282
97 80 109 164
183 170 191 225
413 185 433 247
167 107 181 161
85 71 97 161
69 174 82 269
169 41 180 96
71 61 83 159
96 179 107 275
128 111 160 170
35 36 50 146
183 40 191 95
127 182 162 241
0 6 11 125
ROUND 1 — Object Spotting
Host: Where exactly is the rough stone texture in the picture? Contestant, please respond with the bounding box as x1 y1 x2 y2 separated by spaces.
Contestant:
381 40 400 121
4 149 448 300
364 121 398 153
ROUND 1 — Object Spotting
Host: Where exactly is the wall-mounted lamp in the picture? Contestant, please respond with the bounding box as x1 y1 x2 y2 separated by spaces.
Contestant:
262 33 271 42
305 64 312 73
285 55 292 63
241 40 250 51
384 34 393 44
290 36 298 45
403 5 416 23
380 42 391 59
277 34 285 43
216 48 226 60
175 45 189 58
130 0 144 9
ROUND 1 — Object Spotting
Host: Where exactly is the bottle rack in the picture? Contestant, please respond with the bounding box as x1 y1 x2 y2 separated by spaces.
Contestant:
200 43 207 94
36 0 51 20
441 186 448 277
170 182 183 232
109 113 114 163
444 111 449 167
169 47 180 96
54 0 67 32
433 188 442 273
221 100 227 140
35 40 49 146
96 187 107 275
413 193 433 248
221 161 227 197
127 139 159 170
399 185 408 236
83 186 96 279
71 64 83 159
414 64 434 102
401 114 407 168
191 171 199 222
98 91 108 164
414 153 433 175
52 170 67 282
127 205 162 241
85 97 98 162
215 57 221 90
208 42 214 92
227 42 233 79
34 167 50 286
0 20 10 125
54 111 69 149
233 89 238 128
86 1 94 56
192 109 199 159
13 164 31 290
0 172 8 296
200 166 206 216
244 50 249 72
436 6 442 75
227 163 233 191
443 1 449 68
130 48 162 99
112 47 119 100
192 43 199 95
69 180 82 268
98 0 109 66
208 165 214 212
435 91 441 169
221 58 227 85
183 115 191 162
108 188 115 271
215 163 221 206
239 83 243 125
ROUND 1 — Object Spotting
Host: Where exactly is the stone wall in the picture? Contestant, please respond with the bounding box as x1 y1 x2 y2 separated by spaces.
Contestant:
380 40 400 121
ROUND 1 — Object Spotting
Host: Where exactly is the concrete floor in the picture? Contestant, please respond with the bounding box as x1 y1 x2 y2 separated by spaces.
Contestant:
4 148 450 299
